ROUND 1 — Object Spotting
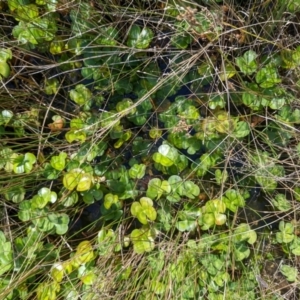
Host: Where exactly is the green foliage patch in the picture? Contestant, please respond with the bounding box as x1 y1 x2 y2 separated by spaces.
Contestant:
1 0 300 299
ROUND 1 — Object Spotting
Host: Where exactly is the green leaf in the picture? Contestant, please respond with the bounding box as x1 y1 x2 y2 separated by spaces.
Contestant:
146 178 171 200
104 193 119 209
129 164 146 179
81 186 103 204
272 193 291 211
63 169 81 191
209 95 225 110
131 197 157 225
276 221 295 243
181 181 200 199
18 200 32 221
233 223 257 244
13 152 36 174
63 168 92 191
78 267 97 285
176 220 196 232
153 152 173 167
74 240 95 265
4 186 25 203
223 189 245 213
153 144 179 167
101 202 123 221
50 263 64 283
171 32 192 49
65 130 87 143
290 237 300 255
233 121 250 138
31 187 57 209
36 281 60 300
127 25 154 49
96 26 118 46
235 50 258 75
97 229 116 255
280 265 298 282
219 63 236 81
62 191 79 207
0 231 13 276
130 228 155 254
0 61 11 79
76 173 93 192
255 65 281 88
50 152 67 171
234 243 250 261
69 84 92 106
0 48 12 61
48 213 69 235
43 163 60 180
16 4 39 21
215 169 228 185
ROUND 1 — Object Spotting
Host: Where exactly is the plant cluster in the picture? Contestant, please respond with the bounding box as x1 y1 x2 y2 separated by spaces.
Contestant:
1 0 300 299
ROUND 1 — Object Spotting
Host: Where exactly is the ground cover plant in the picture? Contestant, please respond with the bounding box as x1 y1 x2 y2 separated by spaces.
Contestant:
1 0 300 299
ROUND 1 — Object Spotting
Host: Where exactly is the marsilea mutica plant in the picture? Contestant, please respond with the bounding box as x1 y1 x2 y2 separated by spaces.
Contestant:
1 0 300 299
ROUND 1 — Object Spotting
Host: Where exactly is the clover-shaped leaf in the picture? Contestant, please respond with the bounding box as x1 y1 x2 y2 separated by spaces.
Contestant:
236 50 258 75
36 281 60 300
116 98 136 116
176 220 197 232
215 169 228 185
131 197 157 225
200 199 227 229
50 152 67 171
78 265 97 285
127 25 154 49
276 221 295 243
48 213 69 235
31 187 57 209
96 26 118 46
233 121 250 138
233 223 257 244
130 228 156 254
13 152 36 174
18 200 33 222
166 175 183 202
272 193 291 211
62 191 79 207
0 48 12 61
101 202 123 221
63 168 93 191
4 186 25 203
97 229 116 256
69 84 92 106
181 181 200 199
203 199 226 214
209 94 225 110
234 243 250 261
65 130 87 143
256 65 281 88
129 164 146 179
146 178 171 200
81 186 103 204
290 237 300 255
153 144 179 167
280 265 298 282
104 193 119 209
73 241 95 266
223 189 245 213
